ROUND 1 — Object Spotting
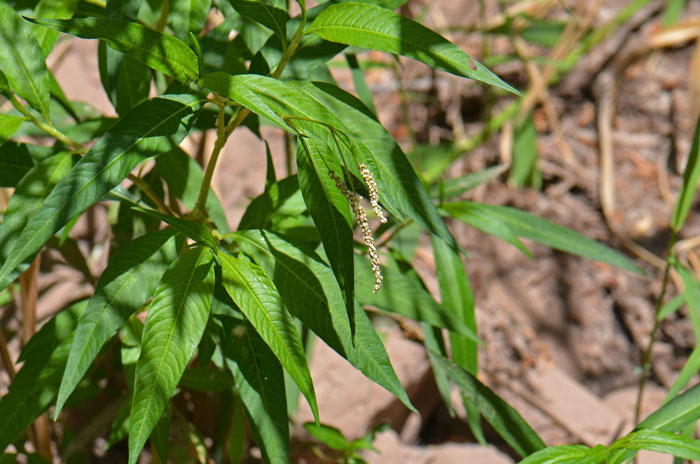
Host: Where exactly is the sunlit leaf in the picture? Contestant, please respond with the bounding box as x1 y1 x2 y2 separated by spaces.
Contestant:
128 247 215 464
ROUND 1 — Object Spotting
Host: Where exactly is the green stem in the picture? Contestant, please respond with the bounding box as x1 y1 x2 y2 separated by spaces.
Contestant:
127 173 173 216
634 229 678 425
8 93 87 154
194 97 229 216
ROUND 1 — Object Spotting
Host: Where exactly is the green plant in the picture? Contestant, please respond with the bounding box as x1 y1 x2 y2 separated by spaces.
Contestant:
1 0 700 463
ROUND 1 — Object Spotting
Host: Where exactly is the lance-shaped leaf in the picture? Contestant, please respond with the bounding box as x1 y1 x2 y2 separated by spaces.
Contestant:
0 302 85 451
429 351 546 458
132 207 218 249
611 429 700 461
672 114 700 232
637 381 700 433
0 152 73 283
443 201 643 274
128 247 215 464
220 314 290 464
169 0 211 39
355 255 478 341
519 445 607 464
198 72 460 253
55 228 178 417
26 17 199 84
296 138 354 323
217 251 319 422
306 2 518 94
0 3 50 121
231 230 415 412
0 141 37 187
0 93 203 292
230 0 289 44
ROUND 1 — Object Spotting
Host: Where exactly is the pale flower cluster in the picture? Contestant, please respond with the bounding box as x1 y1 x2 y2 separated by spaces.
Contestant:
329 165 386 293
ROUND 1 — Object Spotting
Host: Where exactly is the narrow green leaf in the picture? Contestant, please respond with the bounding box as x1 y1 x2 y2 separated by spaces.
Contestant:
27 17 199 84
518 444 605 464
128 247 215 464
429 351 546 457
429 165 507 200
432 235 484 443
612 429 700 461
304 422 353 452
0 141 36 187
674 260 700 340
237 175 303 231
55 228 178 417
217 251 319 423
220 314 290 464
509 113 541 188
421 323 456 417
0 152 73 282
0 115 25 145
355 254 479 341
444 202 643 274
637 382 700 433
0 302 85 451
228 396 246 464
232 229 415 412
296 138 355 323
0 3 50 120
672 114 700 232
132 206 218 249
230 0 289 44
306 2 518 94
155 148 229 233
345 53 376 115
0 93 203 292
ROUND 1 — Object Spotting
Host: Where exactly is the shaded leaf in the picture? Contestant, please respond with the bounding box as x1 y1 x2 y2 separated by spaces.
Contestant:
306 2 518 94
230 0 289 44
217 251 319 422
220 314 290 464
0 93 203 292
55 228 178 417
27 17 199 84
0 302 85 451
128 246 215 464
132 206 218 249
429 351 546 457
0 141 36 187
170 0 212 39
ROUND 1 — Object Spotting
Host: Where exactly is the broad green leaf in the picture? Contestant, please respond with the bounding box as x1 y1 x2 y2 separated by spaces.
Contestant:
230 0 289 44
27 17 199 84
169 0 212 39
432 235 484 442
355 254 479 341
518 444 605 464
0 302 85 451
0 93 203 292
231 229 415 412
0 152 73 282
217 251 319 422
296 138 355 321
132 206 218 249
429 351 546 458
155 148 229 233
444 202 643 274
198 72 461 253
55 228 178 417
306 2 518 94
128 246 215 464
637 381 700 433
0 115 25 145
672 114 700 232
0 141 36 187
220 314 290 464
0 3 50 121
612 429 700 461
